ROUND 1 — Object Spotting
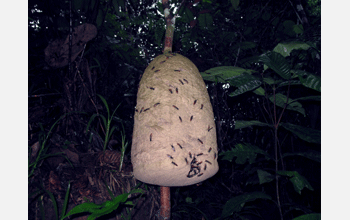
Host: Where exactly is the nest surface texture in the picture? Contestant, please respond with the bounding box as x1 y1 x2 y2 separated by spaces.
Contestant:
131 53 218 186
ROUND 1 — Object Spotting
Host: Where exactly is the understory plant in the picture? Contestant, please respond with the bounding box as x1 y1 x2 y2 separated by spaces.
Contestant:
86 94 121 151
29 113 74 179
201 41 321 220
61 187 144 220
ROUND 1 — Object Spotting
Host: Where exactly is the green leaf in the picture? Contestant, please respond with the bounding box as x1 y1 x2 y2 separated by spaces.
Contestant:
283 20 296 37
293 24 304 34
201 66 256 83
43 188 59 220
99 115 107 130
63 188 143 219
240 41 257 50
234 120 271 129
228 73 262 97
230 0 239 10
273 42 310 57
183 7 194 23
283 151 321 163
221 192 272 219
263 77 279 85
198 13 213 28
269 93 305 116
293 95 321 102
292 70 321 92
252 86 265 96
277 80 302 88
259 51 291 79
257 169 275 184
97 95 110 118
220 143 271 164
280 123 320 144
61 181 71 218
277 171 314 194
293 213 321 220
96 8 104 27
86 113 99 133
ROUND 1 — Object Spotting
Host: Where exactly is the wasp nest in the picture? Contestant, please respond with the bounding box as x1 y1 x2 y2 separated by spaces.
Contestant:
131 53 218 187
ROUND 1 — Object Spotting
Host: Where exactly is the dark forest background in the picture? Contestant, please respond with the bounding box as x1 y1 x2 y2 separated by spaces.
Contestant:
28 0 321 219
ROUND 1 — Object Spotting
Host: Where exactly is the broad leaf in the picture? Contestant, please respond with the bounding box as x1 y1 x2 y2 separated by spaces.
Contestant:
273 42 310 57
228 73 262 97
277 171 314 194
198 13 213 28
220 143 271 164
280 122 320 144
63 189 143 220
259 51 291 79
182 7 194 23
293 213 321 220
293 96 321 102
201 66 255 83
277 80 302 88
269 93 305 116
240 41 257 50
234 120 271 129
257 169 275 184
231 0 240 10
283 151 321 163
292 70 321 92
252 86 265 96
221 192 272 219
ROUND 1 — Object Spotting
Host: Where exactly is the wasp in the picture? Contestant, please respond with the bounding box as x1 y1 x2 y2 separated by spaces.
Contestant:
150 133 152 141
179 79 184 85
200 104 203 109
205 160 212 165
190 116 193 121
179 116 182 122
193 100 197 105
169 89 173 94
198 138 203 144
176 88 178 94
171 161 178 166
151 66 155 70
187 166 200 178
177 143 183 149
167 154 173 159
190 156 197 165
140 107 144 113
172 105 179 110
154 102 160 107
154 69 160 72
208 147 212 153
160 60 166 64
171 145 175 152
204 164 207 170
197 153 203 156
174 69 181 72
208 126 213 132
149 87 155 90
143 108 150 112
183 78 188 84
185 158 188 165
197 173 203 177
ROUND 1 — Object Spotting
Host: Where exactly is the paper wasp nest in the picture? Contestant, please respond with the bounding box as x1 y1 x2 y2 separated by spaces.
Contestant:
131 53 218 187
